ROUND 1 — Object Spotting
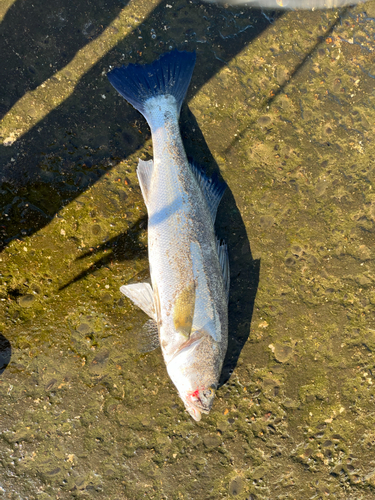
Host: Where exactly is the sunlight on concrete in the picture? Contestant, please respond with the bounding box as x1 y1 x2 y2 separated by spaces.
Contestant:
0 0 159 146
0 0 16 23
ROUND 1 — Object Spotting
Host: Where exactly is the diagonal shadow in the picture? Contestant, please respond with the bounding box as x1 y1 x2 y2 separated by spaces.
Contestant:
224 8 349 155
61 103 260 382
0 0 282 253
0 333 11 375
0 0 128 121
180 106 260 386
59 214 148 290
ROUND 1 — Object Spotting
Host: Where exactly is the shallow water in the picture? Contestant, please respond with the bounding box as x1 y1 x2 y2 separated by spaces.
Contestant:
1 0 375 498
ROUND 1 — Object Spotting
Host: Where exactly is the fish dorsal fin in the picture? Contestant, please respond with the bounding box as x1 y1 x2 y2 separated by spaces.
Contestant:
173 283 196 337
137 159 154 205
216 239 230 302
190 241 221 342
138 319 159 353
120 282 156 321
190 161 226 223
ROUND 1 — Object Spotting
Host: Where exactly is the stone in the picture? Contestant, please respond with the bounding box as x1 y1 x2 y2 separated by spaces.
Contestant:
229 477 245 496
203 435 221 449
77 323 91 334
274 344 293 363
18 294 35 307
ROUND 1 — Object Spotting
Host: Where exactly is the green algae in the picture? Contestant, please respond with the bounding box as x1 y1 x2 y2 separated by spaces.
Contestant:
1 0 375 498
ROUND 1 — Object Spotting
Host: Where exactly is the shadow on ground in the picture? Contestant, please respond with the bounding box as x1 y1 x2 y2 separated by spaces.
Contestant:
0 0 346 383
0 0 282 251
58 102 260 381
181 106 260 385
59 214 148 290
1 0 269 375
0 333 11 375
0 0 127 121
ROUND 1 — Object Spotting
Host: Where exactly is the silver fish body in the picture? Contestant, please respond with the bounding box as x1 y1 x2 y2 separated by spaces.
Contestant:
108 51 229 421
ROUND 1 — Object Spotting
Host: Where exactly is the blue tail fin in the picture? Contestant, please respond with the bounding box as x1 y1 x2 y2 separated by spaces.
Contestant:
108 50 196 117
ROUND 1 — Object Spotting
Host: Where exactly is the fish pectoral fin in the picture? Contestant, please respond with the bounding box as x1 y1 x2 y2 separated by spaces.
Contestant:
216 238 230 302
190 161 226 223
120 282 156 321
173 282 196 337
137 159 154 205
138 319 159 353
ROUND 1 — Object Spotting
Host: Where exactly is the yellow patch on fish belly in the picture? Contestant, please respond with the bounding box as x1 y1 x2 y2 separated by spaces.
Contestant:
173 283 196 336
153 282 162 328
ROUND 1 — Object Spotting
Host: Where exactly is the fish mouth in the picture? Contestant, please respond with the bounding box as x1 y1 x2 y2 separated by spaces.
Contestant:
166 334 216 421
185 403 204 422
184 399 209 421
183 388 216 421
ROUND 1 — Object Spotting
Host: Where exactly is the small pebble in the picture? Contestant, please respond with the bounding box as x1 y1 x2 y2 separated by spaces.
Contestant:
229 477 244 496
18 294 35 308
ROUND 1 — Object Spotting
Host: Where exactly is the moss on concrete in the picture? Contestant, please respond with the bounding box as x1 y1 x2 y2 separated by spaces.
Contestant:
1 0 375 498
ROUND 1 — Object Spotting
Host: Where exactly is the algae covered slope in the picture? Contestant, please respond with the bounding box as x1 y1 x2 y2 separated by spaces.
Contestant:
1 0 375 498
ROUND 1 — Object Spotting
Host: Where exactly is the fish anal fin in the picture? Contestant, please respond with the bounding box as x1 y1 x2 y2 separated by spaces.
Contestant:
138 319 159 353
137 159 154 205
120 282 156 321
173 283 196 337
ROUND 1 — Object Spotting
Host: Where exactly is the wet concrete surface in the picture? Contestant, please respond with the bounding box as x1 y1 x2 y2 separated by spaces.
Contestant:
1 0 375 498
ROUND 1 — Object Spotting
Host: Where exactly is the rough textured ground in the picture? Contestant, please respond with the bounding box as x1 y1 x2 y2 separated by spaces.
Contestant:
1 0 375 498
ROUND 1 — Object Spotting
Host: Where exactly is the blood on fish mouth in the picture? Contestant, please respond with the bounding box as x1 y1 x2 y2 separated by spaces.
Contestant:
186 388 213 413
190 389 200 398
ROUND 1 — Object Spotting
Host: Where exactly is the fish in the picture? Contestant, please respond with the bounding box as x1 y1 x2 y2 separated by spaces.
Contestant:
203 0 362 8
108 50 229 421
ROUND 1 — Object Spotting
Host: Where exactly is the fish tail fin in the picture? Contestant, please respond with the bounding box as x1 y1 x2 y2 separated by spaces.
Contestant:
107 50 196 119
